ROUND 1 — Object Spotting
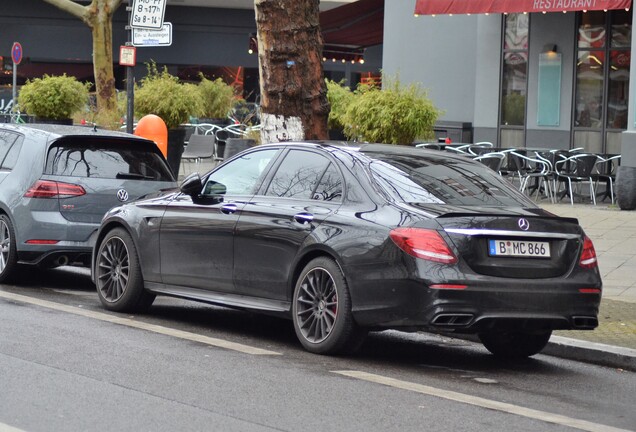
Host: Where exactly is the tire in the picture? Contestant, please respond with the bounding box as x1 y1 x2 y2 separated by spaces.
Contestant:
292 257 366 355
0 214 18 284
94 227 155 312
479 330 552 359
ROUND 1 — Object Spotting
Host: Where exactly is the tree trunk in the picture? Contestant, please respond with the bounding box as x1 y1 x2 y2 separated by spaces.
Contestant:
41 0 121 115
255 0 329 144
87 1 118 114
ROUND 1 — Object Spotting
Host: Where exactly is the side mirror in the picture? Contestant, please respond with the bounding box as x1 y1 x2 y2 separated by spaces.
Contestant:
180 172 203 196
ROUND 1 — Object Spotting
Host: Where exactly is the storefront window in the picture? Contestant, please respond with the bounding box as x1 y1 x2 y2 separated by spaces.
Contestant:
500 14 529 146
574 10 631 153
501 14 529 126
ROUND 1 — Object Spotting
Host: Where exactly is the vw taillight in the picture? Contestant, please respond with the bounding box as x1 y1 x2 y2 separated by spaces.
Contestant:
390 227 457 264
579 236 598 269
24 180 86 199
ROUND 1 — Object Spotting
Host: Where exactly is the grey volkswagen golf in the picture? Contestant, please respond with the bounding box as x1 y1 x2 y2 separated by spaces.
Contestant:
0 123 176 283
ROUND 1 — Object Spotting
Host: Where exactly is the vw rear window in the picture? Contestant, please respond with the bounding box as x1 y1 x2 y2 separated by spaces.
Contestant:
366 152 534 207
45 138 174 181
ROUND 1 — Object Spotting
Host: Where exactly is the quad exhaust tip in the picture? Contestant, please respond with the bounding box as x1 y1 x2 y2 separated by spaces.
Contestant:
431 313 474 326
572 316 599 329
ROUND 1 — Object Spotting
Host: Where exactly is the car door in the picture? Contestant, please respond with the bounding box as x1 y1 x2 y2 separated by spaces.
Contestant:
159 147 280 292
233 148 344 301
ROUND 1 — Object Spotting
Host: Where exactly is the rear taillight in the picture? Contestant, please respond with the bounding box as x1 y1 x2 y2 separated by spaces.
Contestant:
24 180 86 199
579 236 598 269
390 227 457 264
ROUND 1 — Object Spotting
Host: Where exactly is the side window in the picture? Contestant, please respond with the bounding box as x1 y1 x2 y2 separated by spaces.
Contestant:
265 150 332 199
0 131 19 169
203 148 278 196
1 138 23 170
312 163 343 202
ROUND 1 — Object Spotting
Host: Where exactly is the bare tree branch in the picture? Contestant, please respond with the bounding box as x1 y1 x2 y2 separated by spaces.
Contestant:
108 0 124 12
41 0 88 22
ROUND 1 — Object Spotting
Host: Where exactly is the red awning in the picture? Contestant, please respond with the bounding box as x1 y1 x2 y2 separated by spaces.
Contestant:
320 0 384 47
415 0 632 15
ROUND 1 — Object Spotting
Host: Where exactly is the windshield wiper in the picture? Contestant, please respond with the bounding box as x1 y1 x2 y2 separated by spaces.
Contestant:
116 172 154 180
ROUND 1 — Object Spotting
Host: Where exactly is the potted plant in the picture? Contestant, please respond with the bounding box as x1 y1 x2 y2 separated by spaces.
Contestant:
197 74 235 125
341 76 440 145
18 74 90 125
135 63 204 176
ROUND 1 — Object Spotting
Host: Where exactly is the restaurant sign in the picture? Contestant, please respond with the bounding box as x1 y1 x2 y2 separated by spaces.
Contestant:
415 0 632 15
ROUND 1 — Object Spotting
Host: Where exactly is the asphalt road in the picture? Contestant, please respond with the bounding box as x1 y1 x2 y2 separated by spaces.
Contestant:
0 267 634 432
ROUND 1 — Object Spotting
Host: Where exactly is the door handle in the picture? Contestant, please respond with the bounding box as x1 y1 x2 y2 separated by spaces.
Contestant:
293 212 314 224
221 203 238 214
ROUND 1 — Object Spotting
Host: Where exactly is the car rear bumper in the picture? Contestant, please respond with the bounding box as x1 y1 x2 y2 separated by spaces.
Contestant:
349 274 602 333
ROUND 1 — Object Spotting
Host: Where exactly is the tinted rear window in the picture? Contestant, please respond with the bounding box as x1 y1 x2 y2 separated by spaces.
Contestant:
45 138 174 181
365 152 533 207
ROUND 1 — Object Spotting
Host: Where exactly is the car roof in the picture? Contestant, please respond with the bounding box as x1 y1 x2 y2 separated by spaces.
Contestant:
260 140 470 164
0 123 151 141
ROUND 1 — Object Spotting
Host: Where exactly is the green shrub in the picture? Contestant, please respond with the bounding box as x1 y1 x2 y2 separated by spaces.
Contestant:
325 79 355 130
342 77 440 145
18 74 91 120
197 75 235 119
135 63 204 129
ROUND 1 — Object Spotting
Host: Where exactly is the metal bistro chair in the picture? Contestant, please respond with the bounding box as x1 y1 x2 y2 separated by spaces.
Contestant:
180 134 216 174
473 151 506 173
513 151 555 203
592 154 621 204
554 153 599 205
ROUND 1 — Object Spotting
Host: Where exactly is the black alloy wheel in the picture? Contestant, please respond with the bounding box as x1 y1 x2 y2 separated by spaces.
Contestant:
0 215 18 283
95 228 155 312
292 257 366 355
479 330 553 359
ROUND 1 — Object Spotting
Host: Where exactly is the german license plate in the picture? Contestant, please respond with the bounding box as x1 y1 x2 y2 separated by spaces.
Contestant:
488 239 550 258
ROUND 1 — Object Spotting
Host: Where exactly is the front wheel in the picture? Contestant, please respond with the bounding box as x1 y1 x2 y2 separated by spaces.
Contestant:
479 330 552 359
292 257 366 355
95 228 155 312
0 214 19 284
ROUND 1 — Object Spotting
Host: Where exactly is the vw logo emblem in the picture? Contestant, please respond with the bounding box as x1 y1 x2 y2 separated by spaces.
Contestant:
518 218 530 231
116 189 129 202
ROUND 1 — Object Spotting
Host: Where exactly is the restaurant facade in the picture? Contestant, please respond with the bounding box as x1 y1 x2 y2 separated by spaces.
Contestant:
382 0 636 206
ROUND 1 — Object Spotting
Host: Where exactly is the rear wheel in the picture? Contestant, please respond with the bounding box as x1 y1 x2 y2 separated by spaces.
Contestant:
292 257 366 355
95 228 155 312
0 215 18 284
479 330 552 359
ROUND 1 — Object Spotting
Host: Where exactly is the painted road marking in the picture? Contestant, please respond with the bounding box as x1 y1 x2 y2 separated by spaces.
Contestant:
0 291 281 356
333 370 631 432
0 423 27 432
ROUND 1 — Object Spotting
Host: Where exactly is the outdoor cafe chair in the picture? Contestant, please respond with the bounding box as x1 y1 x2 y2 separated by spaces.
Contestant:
473 151 506 173
180 133 216 173
554 153 599 205
592 154 621 204
512 151 555 203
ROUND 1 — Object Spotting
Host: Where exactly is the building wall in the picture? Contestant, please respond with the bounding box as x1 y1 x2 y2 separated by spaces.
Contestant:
383 3 479 123
383 2 591 149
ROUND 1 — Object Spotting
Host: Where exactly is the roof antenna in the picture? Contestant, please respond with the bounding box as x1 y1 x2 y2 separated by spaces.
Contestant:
92 123 97 132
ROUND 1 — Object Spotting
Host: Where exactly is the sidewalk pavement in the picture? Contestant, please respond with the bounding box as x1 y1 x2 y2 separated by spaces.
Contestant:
540 203 636 371
178 162 636 370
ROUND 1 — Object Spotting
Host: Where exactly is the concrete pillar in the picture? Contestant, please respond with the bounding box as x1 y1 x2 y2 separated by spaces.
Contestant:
617 8 636 210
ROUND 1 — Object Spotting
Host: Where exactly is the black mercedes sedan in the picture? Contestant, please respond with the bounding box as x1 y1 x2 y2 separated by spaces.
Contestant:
91 142 602 358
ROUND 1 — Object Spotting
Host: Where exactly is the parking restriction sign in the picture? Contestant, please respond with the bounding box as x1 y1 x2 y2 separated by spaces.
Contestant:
130 0 167 30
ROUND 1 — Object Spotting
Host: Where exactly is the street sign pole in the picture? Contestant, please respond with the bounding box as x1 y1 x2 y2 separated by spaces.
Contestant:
11 42 23 118
12 63 17 114
126 0 135 134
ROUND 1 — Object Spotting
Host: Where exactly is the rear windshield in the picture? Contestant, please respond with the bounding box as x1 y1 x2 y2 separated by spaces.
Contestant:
364 151 533 207
45 138 174 181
